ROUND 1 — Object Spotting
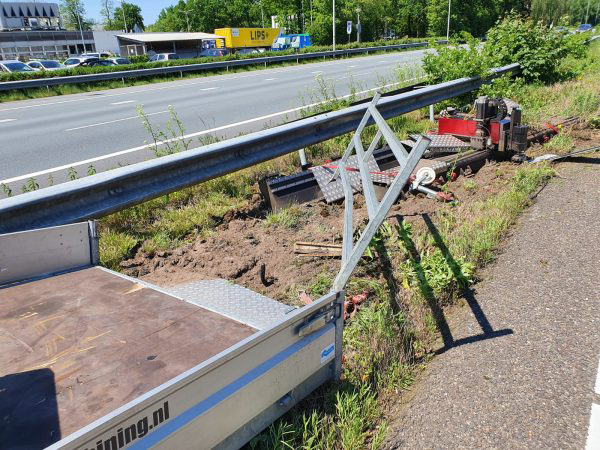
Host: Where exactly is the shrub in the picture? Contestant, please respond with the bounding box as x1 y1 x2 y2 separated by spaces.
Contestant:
422 35 488 84
484 15 586 83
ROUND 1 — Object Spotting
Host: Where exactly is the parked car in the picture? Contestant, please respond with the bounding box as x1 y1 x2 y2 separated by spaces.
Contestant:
552 26 569 34
576 24 593 33
83 59 117 67
80 52 112 58
0 60 35 73
149 53 179 62
63 56 95 67
107 57 131 65
26 60 64 71
199 48 230 57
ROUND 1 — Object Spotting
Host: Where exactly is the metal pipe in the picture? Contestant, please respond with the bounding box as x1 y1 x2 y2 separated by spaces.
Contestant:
332 0 336 51
446 0 451 41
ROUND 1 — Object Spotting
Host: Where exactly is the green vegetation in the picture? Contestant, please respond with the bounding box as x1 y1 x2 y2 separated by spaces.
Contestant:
265 206 305 228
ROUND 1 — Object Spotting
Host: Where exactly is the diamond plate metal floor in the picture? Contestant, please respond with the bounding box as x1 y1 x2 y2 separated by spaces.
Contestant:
166 279 296 330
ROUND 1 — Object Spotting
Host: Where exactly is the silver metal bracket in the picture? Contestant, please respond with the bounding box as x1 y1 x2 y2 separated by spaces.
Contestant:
330 93 431 292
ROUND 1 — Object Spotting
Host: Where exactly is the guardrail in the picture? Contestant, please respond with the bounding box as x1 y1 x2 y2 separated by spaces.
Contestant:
0 63 520 233
0 41 446 92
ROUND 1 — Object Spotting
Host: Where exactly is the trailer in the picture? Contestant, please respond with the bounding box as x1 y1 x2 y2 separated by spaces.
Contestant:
0 95 429 449
0 222 343 449
214 28 280 52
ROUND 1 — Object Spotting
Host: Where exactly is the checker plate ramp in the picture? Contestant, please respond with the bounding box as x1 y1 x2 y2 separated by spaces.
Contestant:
410 134 471 153
166 279 295 330
311 154 380 203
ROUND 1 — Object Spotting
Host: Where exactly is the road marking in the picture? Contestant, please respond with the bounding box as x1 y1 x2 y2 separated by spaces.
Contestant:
110 100 135 105
64 110 168 132
586 404 600 449
355 72 369 76
347 65 357 68
595 356 600 395
0 118 16 123
1 78 420 186
311 71 323 74
265 78 277 81
0 49 427 113
200 87 217 91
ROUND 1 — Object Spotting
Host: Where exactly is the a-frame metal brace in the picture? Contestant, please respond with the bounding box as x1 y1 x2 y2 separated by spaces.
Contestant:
332 93 431 292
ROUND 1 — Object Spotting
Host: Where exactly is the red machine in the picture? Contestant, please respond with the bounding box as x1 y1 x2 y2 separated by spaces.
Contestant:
437 96 529 162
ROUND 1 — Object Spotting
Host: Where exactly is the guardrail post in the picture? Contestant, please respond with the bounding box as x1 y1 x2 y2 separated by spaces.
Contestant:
298 148 309 170
121 77 125 86
180 71 183 78
429 104 435 122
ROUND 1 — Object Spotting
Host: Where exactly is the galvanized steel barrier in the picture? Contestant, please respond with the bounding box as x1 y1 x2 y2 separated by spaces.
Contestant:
0 63 520 233
0 41 445 92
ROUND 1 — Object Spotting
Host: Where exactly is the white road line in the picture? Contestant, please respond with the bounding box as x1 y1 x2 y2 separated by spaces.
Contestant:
347 65 357 68
1 79 416 185
0 50 423 113
0 118 16 123
355 72 369 76
110 100 135 105
311 71 323 74
595 356 600 395
64 110 168 132
264 78 277 81
200 87 217 91
586 404 600 450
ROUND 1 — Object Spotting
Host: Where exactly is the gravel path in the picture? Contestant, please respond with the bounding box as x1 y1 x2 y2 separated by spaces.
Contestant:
384 159 600 449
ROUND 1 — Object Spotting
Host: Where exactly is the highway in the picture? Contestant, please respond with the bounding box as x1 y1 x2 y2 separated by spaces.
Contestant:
0 48 430 186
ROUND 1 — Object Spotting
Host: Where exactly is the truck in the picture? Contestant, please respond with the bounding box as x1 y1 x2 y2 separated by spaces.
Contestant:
214 28 280 53
0 221 343 449
271 34 312 51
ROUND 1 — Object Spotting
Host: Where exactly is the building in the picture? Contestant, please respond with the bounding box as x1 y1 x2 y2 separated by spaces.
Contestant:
0 1 95 60
92 30 121 55
117 32 224 59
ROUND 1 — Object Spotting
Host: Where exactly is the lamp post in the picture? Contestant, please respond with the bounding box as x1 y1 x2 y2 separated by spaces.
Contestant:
119 0 128 33
446 0 451 41
356 7 361 43
70 6 86 53
332 0 336 51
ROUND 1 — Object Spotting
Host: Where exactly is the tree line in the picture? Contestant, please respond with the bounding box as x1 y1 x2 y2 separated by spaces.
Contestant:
58 0 599 42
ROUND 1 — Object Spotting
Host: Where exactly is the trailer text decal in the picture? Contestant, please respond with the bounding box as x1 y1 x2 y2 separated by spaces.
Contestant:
85 401 170 450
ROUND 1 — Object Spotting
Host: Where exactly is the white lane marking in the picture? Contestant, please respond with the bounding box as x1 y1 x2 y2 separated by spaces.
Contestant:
311 71 323 74
64 110 168 132
347 65 357 68
110 100 135 105
0 118 16 123
1 78 419 185
586 404 600 450
0 49 427 113
264 78 277 81
355 72 369 76
200 87 217 91
595 356 600 395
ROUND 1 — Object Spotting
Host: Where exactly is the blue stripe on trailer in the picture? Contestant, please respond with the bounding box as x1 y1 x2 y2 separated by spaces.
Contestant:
129 323 334 448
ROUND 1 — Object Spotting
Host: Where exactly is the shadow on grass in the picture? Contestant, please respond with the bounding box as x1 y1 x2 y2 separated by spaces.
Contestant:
393 213 513 354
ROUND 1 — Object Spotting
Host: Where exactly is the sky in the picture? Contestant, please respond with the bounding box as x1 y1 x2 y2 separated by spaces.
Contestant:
85 0 169 26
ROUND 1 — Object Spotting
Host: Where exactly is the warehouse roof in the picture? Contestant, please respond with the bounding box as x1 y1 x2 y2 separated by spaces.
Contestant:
117 32 223 43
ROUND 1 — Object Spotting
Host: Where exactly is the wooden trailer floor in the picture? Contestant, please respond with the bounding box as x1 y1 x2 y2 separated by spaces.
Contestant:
0 267 256 448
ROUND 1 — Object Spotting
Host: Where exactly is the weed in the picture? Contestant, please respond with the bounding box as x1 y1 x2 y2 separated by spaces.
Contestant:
463 180 477 191
87 165 97 176
1 183 12 197
99 230 138 271
265 206 305 229
67 167 78 181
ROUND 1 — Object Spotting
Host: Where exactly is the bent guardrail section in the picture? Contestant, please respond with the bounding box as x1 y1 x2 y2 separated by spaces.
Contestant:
0 63 520 234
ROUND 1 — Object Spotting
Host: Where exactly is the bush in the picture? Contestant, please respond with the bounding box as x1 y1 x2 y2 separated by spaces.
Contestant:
128 54 149 63
422 35 488 84
483 14 587 83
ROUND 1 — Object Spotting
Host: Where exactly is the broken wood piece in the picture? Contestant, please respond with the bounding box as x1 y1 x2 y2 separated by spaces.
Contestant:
294 241 343 257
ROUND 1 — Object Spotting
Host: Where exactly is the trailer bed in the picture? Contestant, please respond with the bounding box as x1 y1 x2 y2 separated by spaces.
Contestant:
0 267 256 448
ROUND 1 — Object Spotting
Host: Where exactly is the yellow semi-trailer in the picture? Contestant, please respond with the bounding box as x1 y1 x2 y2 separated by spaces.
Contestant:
214 27 280 51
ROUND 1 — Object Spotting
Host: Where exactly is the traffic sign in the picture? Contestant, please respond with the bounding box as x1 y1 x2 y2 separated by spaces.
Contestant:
347 21 353 34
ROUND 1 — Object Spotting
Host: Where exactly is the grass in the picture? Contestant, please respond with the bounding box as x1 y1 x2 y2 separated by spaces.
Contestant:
264 206 305 228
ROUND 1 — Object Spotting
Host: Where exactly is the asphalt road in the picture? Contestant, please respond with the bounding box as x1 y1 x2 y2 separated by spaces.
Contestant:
383 158 600 449
0 48 430 184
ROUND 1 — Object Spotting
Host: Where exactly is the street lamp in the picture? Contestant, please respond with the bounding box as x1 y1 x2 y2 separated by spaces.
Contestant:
120 0 128 33
332 0 336 51
446 0 451 41
356 7 361 43
68 6 86 54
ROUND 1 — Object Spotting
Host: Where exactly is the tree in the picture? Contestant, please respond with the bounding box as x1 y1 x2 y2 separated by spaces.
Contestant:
108 2 145 31
100 0 115 29
60 0 93 30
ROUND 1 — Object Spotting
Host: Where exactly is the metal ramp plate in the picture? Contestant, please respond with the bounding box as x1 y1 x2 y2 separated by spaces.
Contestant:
311 154 380 203
409 134 471 153
166 279 295 330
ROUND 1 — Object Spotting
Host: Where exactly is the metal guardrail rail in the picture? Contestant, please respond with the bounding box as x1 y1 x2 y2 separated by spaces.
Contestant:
0 63 520 233
0 41 446 92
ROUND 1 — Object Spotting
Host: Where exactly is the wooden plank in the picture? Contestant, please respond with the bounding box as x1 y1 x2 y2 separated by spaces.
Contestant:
0 267 256 448
294 242 343 257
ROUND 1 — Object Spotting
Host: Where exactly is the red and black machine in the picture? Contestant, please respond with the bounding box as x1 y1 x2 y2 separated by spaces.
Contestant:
438 96 529 161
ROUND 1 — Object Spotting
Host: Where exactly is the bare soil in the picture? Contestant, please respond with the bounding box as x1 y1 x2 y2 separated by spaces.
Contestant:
120 159 521 304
